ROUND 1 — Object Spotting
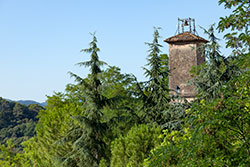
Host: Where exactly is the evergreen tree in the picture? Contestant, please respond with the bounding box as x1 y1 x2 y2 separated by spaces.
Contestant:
161 101 189 131
145 1 250 166
190 25 241 100
146 65 250 166
17 35 140 167
138 28 170 125
62 33 108 167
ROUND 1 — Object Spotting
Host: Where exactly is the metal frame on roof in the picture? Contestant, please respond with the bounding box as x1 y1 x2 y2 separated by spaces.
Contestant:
176 18 197 35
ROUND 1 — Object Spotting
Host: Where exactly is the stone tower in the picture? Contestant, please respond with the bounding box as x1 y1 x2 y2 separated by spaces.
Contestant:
164 18 208 101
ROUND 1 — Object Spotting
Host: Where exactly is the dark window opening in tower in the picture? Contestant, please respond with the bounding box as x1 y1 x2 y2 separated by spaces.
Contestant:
176 86 180 94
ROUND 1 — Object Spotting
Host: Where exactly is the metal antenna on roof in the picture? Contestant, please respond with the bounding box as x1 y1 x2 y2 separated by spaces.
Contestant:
193 19 196 33
175 19 180 35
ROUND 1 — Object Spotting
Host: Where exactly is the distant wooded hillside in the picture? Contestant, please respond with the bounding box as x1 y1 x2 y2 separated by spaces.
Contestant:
0 97 43 150
5 99 47 107
16 100 47 107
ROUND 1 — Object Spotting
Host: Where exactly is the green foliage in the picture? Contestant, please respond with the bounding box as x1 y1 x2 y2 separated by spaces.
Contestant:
144 128 191 167
137 28 170 125
145 72 250 166
190 25 240 100
99 158 108 167
62 34 140 167
20 94 83 167
159 53 169 86
218 0 250 74
218 0 250 54
0 98 42 150
61 33 109 167
4 1 248 166
162 101 189 131
0 140 21 167
145 1 250 165
101 66 140 138
16 34 141 167
0 139 34 167
0 98 43 166
110 124 161 167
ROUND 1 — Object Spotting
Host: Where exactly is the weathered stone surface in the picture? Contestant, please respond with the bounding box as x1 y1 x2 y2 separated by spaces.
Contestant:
164 32 207 99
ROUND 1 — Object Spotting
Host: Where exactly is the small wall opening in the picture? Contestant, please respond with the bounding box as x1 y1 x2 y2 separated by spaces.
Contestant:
176 86 180 94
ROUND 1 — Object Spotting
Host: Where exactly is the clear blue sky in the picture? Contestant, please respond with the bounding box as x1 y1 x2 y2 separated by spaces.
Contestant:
0 0 231 102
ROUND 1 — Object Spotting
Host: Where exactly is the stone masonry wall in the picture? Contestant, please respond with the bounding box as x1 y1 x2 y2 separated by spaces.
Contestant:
169 42 202 97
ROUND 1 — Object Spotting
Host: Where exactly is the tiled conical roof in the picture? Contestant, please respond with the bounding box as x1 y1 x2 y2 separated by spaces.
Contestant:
164 32 208 44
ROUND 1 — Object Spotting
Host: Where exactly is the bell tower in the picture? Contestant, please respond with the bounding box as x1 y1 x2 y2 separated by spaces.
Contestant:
164 18 208 101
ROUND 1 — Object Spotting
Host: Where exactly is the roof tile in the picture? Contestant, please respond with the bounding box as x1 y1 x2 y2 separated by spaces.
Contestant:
164 32 208 44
